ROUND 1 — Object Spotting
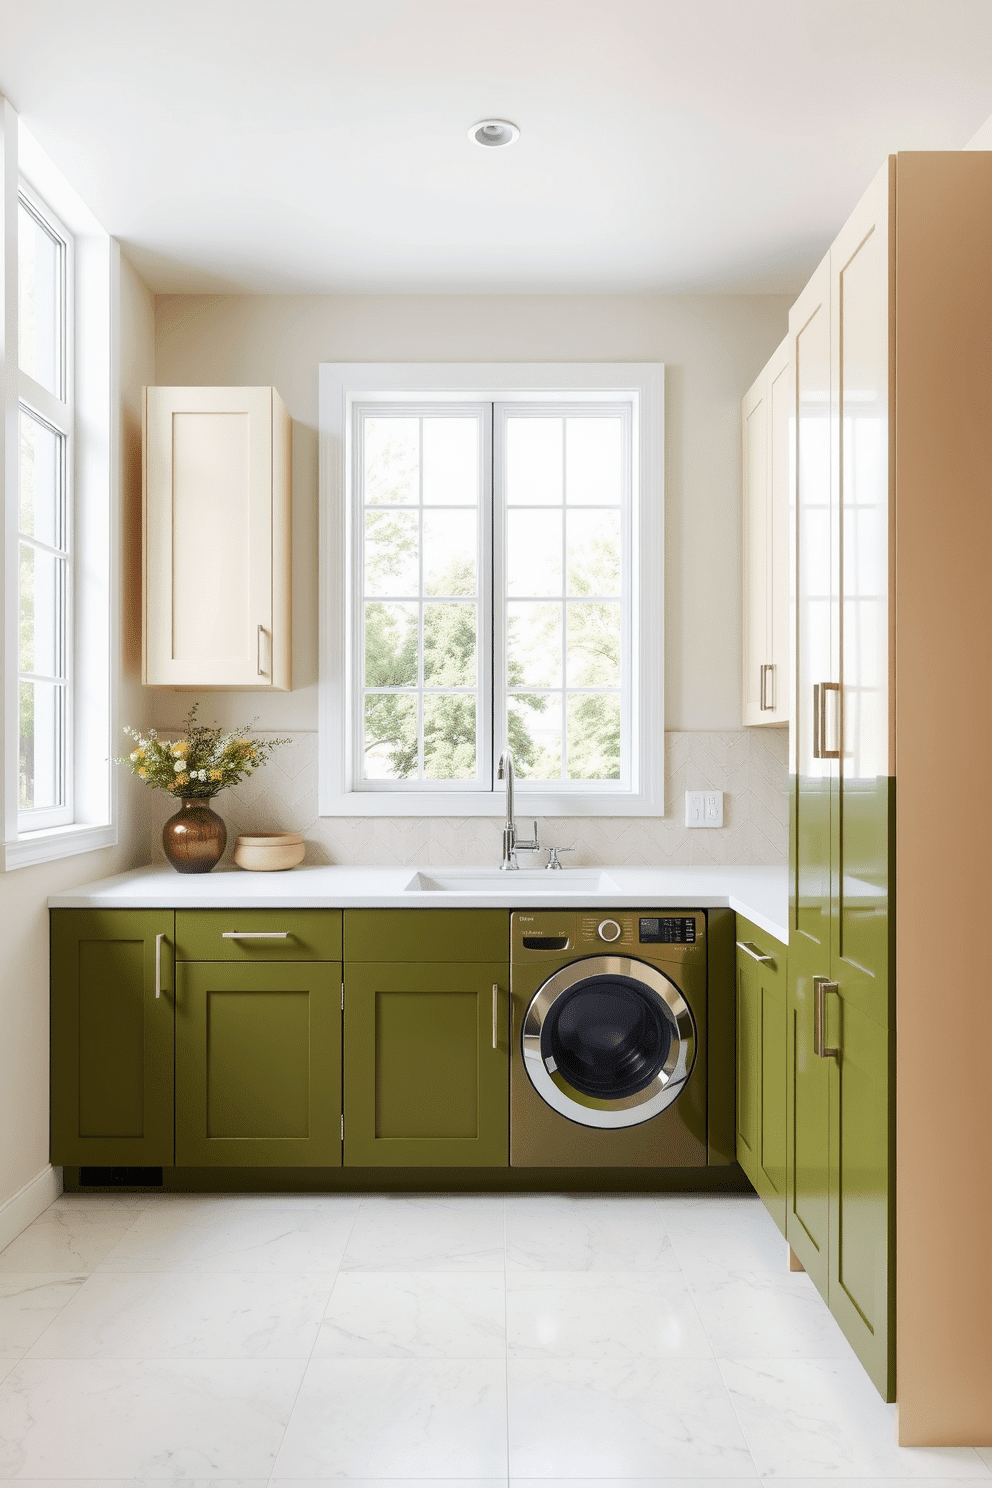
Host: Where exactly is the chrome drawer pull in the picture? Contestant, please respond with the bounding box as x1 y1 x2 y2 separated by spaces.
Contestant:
813 976 840 1059
760 663 775 711
155 932 165 998
812 681 841 759
221 931 290 940
492 984 499 1050
737 940 774 964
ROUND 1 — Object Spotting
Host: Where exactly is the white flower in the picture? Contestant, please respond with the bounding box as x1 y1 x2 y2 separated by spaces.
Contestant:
174 760 185 772
130 750 139 761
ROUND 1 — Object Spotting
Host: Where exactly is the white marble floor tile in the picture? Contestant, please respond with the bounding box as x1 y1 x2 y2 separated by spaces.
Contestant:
3 1482 269 1488
339 1194 505 1272
0 1201 142 1275
506 1270 712 1359
689 1269 856 1358
722 1358 991 1478
274 1481 503 1488
315 1271 505 1358
26 1269 333 1359
659 1194 788 1278
507 1357 756 1478
978 1449 992 1470
504 1193 680 1273
96 1195 361 1275
272 1357 508 1477
0 1356 306 1477
0 1275 87 1357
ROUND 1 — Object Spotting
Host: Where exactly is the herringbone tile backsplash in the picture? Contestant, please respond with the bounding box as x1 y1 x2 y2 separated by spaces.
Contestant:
141 729 789 868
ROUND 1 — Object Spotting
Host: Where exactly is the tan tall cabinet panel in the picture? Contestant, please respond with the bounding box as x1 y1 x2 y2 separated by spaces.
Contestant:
742 337 790 725
788 152 992 1442
143 386 292 689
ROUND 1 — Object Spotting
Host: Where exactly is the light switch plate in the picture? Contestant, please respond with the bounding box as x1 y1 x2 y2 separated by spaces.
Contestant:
685 790 724 828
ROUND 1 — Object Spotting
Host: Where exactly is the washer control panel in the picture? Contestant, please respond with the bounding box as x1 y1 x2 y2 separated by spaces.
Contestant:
639 916 697 944
597 919 622 942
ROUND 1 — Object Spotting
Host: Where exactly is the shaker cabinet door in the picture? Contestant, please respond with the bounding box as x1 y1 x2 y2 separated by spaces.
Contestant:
143 385 291 690
50 909 176 1167
175 960 342 1167
343 960 509 1168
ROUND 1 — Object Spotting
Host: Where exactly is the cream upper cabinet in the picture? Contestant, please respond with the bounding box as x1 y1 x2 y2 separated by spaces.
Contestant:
143 386 292 689
742 336 791 725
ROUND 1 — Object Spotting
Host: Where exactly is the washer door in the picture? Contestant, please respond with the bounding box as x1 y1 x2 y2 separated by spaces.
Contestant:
522 956 696 1129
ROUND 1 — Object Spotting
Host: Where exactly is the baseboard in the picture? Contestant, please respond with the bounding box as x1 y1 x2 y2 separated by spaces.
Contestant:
0 1164 62 1252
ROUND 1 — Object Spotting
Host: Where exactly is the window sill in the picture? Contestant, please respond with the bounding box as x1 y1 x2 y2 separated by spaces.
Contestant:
318 788 663 818
3 822 117 871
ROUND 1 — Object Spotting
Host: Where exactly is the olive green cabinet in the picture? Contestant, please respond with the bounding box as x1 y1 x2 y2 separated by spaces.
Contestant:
735 918 787 1237
343 910 509 1167
787 164 894 1400
174 910 342 1167
51 909 176 1167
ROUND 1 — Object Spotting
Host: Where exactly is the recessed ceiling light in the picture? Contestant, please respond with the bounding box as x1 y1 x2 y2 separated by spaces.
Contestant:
469 119 519 149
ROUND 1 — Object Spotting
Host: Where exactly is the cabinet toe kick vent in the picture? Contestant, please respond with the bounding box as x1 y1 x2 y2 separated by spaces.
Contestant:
78 1166 164 1188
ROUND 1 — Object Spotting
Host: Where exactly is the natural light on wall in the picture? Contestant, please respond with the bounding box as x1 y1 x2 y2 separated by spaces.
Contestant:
319 363 664 818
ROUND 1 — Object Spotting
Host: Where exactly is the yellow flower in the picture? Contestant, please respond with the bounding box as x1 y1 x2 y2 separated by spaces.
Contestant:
175 772 189 787
210 769 222 781
137 767 147 777
172 741 189 757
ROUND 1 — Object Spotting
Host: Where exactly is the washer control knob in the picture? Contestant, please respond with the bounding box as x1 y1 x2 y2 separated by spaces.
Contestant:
598 919 622 943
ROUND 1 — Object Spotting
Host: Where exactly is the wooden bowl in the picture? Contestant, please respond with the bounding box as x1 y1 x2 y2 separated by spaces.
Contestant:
233 831 305 872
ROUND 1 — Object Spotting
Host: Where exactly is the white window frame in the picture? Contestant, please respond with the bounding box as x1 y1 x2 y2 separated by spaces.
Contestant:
15 179 74 833
1 101 118 869
319 363 664 817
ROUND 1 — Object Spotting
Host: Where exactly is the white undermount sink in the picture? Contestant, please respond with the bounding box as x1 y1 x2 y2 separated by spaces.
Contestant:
404 868 619 894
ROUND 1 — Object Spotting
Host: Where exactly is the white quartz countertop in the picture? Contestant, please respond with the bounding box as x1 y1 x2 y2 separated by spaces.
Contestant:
49 863 789 945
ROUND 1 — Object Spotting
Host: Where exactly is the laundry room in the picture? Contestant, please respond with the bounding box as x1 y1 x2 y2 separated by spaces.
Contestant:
1 1 991 1479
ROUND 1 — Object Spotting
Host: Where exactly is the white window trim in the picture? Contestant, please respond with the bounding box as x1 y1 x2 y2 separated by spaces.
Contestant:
319 362 664 817
1 100 119 869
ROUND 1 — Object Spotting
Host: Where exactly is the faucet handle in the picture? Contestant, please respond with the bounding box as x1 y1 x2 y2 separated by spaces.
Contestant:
515 820 541 853
546 845 575 870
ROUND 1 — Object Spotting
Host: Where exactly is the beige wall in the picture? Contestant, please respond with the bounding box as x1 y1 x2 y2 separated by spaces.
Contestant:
0 251 154 1215
153 293 790 735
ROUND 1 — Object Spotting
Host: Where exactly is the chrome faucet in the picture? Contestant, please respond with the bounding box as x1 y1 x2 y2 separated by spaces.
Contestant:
497 748 540 870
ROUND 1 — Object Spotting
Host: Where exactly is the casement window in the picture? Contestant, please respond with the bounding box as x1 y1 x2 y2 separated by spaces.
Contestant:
16 183 73 831
320 364 664 817
3 104 116 868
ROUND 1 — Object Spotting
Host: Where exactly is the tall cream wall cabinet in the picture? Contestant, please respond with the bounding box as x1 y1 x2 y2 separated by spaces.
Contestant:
143 386 292 689
741 337 790 725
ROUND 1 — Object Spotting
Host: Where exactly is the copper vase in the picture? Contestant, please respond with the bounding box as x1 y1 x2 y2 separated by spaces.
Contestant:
162 797 227 874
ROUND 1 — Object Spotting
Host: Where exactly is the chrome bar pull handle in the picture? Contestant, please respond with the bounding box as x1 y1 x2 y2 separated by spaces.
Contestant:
813 681 841 759
155 932 165 999
222 931 290 940
257 623 267 677
492 984 499 1050
737 940 774 964
813 976 839 1059
760 663 775 711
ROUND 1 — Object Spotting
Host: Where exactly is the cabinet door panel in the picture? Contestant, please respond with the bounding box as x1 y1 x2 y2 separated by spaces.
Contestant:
735 956 758 1182
790 258 834 958
767 345 792 723
742 379 769 727
829 999 893 1399
345 961 508 1167
833 175 893 1030
786 958 830 1294
176 961 342 1166
51 910 175 1167
758 963 788 1236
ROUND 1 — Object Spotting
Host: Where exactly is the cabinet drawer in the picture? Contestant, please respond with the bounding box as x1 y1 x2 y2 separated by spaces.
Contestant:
175 909 341 962
344 908 509 963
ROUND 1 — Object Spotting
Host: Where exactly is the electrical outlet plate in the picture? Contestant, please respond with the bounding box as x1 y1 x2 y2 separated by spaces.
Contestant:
685 790 724 828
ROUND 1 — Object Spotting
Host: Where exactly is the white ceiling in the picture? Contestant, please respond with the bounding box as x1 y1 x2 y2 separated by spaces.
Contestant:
2 0 991 295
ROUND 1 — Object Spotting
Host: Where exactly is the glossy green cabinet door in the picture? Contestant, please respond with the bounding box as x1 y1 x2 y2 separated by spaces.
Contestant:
51 909 175 1167
829 999 893 1397
786 951 831 1294
736 920 788 1237
175 961 342 1166
344 961 509 1167
735 949 758 1187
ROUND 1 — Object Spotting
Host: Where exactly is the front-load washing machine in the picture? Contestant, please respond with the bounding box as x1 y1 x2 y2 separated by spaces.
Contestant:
510 909 709 1167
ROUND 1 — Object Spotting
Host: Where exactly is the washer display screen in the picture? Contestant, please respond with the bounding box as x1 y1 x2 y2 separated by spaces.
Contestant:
543 975 673 1099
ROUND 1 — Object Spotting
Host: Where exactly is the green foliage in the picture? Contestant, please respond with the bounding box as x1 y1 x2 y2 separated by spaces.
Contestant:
118 705 291 799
